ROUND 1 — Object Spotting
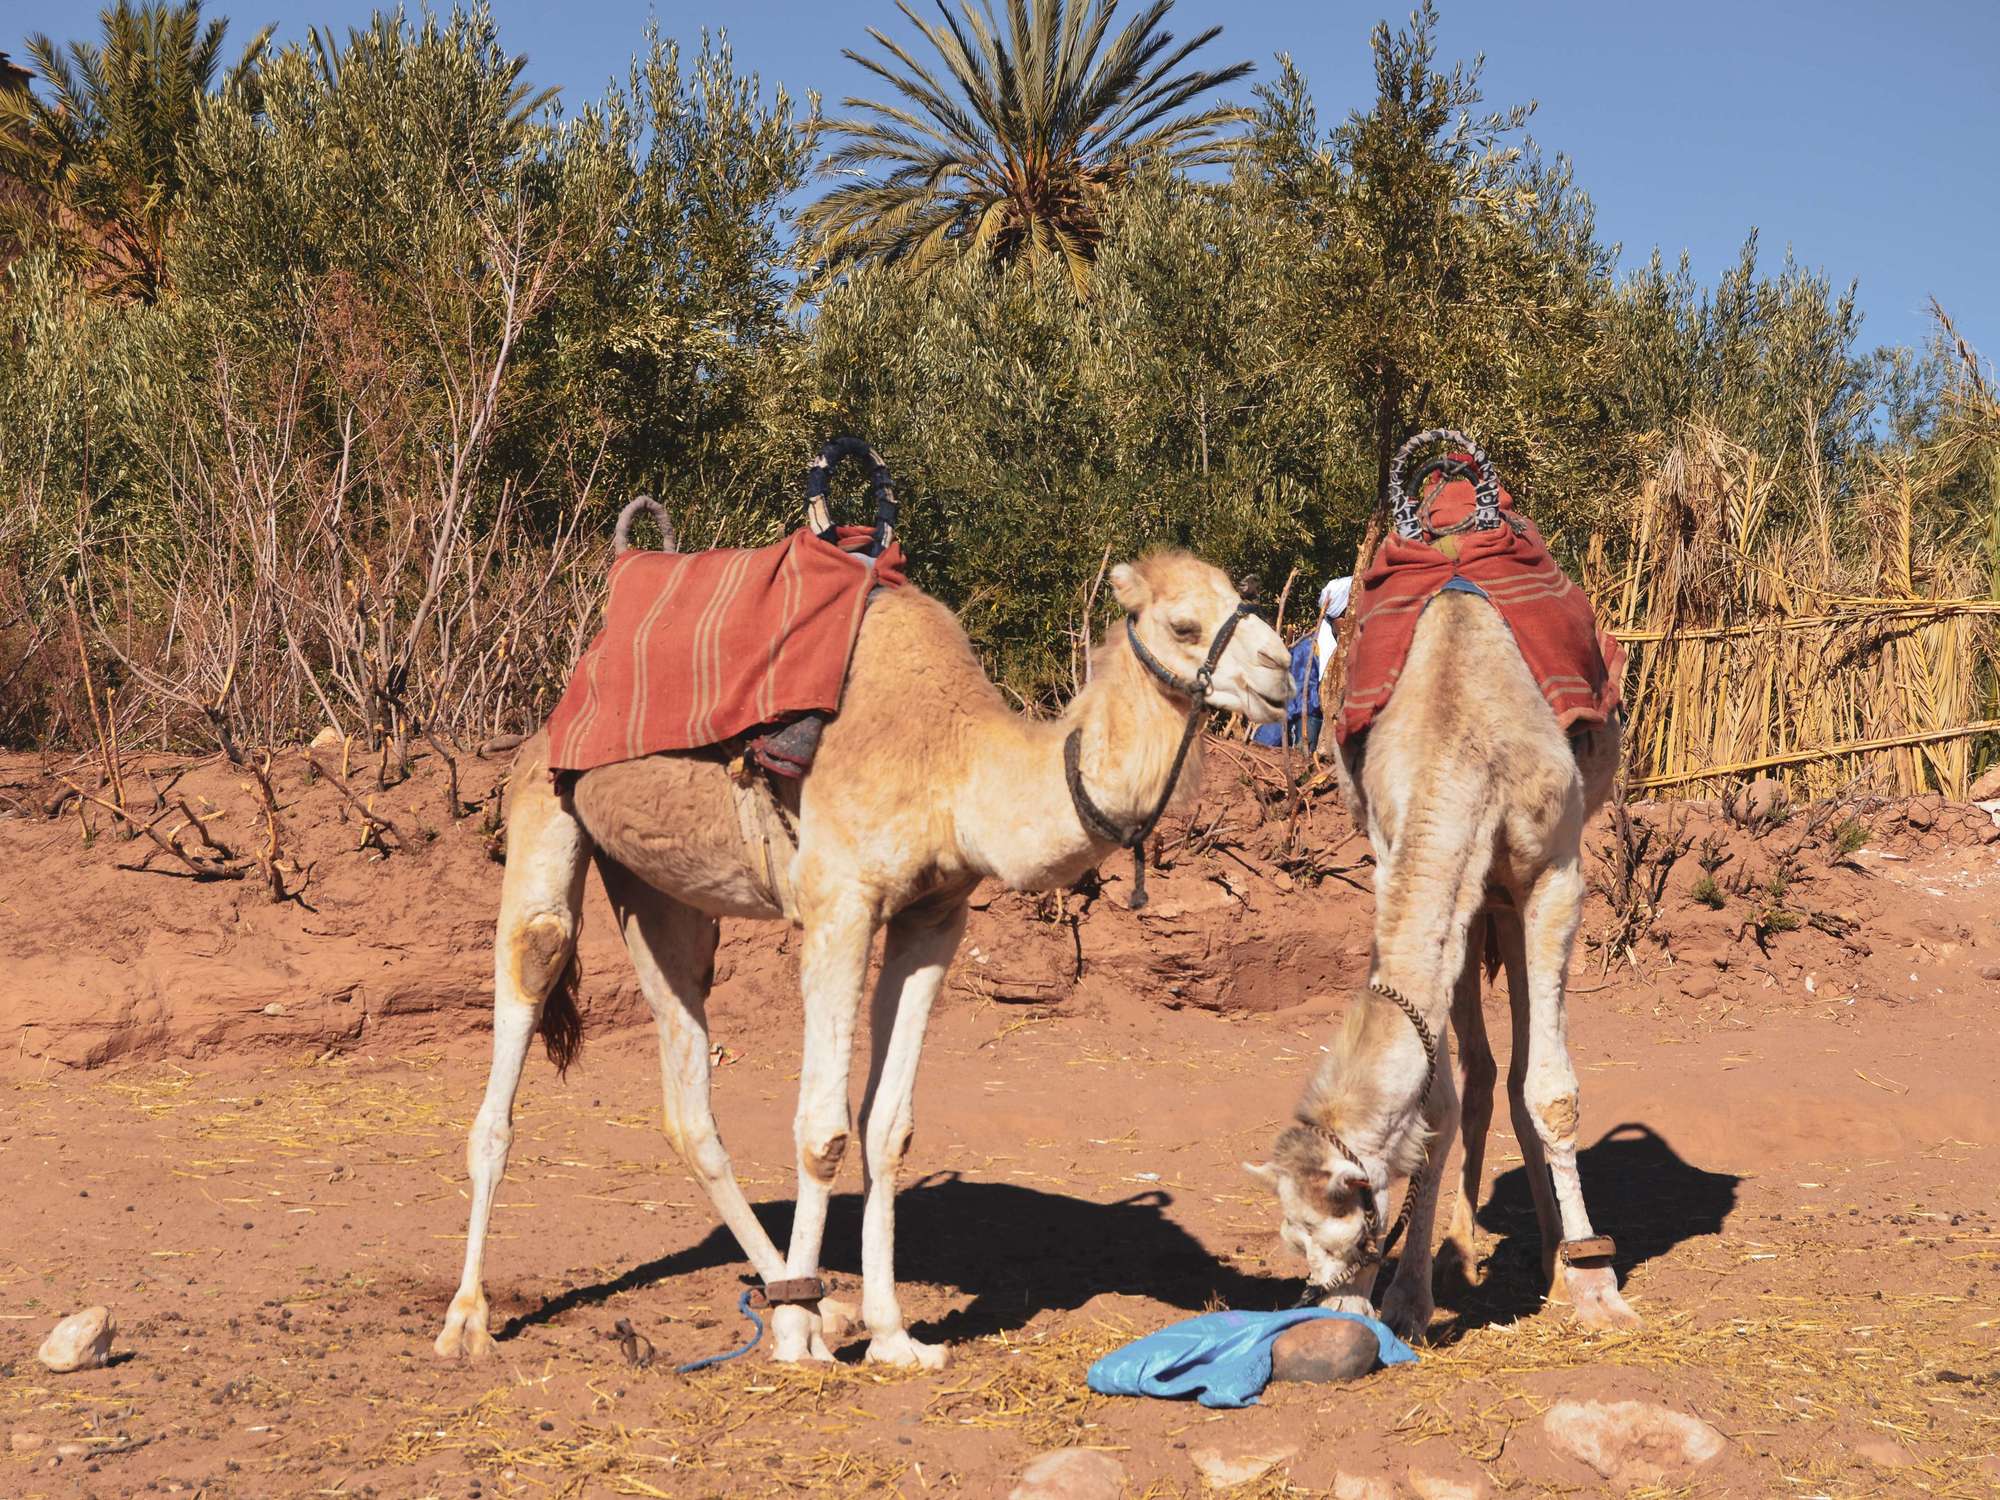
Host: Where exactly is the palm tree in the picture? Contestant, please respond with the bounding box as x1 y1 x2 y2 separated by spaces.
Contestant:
0 1 271 301
798 0 1251 297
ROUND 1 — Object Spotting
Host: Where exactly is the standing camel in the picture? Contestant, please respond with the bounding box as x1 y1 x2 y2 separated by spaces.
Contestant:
436 549 1290 1369
1248 435 1635 1337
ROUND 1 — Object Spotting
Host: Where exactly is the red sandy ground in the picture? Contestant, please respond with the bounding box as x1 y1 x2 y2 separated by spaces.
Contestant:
1 746 1997 1498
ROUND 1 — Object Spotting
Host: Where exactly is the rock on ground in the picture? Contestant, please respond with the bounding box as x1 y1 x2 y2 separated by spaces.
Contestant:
1010 1448 1126 1500
36 1306 114 1373
1270 1317 1379 1383
1190 1442 1297 1486
1332 1475 1398 1500
1854 1438 1914 1469
1541 1397 1726 1487
1406 1468 1492 1499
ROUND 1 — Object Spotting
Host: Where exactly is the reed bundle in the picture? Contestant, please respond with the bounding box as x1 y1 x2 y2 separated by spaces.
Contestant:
1584 425 1996 798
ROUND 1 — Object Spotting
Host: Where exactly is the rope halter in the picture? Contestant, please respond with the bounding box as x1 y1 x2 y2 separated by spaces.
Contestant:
1064 598 1258 910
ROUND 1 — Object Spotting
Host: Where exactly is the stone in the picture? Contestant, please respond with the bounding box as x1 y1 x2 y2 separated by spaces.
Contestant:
1191 1443 1297 1486
1969 765 2000 802
1270 1317 1379 1383
1733 777 1788 828
308 726 343 751
1979 964 2000 983
9 1431 46 1453
1904 795 1942 831
1541 1398 1726 1487
1854 1438 1914 1469
261 1002 287 1017
1407 1469 1491 1500
1332 1475 1397 1500
1010 1448 1126 1500
36 1307 114 1373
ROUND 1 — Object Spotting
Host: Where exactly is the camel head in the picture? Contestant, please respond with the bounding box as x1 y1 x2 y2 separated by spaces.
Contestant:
1244 1123 1384 1311
1108 552 1289 724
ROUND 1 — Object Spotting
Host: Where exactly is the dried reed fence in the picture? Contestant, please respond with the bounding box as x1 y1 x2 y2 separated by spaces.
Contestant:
1582 425 1998 799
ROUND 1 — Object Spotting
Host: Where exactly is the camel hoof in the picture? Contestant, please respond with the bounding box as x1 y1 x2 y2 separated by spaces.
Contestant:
817 1297 859 1343
1436 1234 1484 1289
1559 1264 1641 1330
1378 1282 1434 1344
768 1305 834 1363
865 1331 948 1371
434 1298 493 1360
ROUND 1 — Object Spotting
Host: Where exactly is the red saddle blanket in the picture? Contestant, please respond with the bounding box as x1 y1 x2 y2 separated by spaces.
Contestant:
1335 475 1624 747
547 526 906 774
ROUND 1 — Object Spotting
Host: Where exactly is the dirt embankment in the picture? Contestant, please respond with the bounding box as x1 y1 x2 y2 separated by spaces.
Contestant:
1 742 1993 1070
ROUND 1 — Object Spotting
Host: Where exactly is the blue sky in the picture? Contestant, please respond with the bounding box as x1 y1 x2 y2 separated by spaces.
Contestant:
8 1 1995 357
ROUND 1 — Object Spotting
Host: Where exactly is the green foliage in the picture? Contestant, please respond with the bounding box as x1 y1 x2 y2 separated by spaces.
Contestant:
1248 5 1624 528
796 0 1251 296
0 1 271 300
0 0 1984 746
1607 234 1877 502
1689 873 1726 910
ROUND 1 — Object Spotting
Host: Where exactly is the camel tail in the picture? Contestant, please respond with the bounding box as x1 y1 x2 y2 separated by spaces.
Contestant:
538 948 585 1076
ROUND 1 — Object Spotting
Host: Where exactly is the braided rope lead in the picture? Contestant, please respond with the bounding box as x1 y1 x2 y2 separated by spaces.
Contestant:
674 1288 766 1374
804 437 898 557
1386 428 1502 539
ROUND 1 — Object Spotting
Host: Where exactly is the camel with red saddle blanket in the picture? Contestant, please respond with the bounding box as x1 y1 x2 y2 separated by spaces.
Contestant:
1248 430 1638 1338
435 444 1291 1369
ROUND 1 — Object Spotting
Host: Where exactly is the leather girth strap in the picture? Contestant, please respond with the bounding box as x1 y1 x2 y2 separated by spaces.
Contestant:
747 1277 825 1309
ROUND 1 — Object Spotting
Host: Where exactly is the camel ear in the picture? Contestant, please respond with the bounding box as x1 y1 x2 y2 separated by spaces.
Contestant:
1242 1160 1281 1190
1109 562 1151 614
1324 1158 1370 1208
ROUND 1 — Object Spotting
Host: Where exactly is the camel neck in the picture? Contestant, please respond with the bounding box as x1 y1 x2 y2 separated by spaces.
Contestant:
953 634 1198 893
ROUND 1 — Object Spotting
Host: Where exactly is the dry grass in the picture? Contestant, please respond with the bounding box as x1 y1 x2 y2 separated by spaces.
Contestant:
1587 424 1997 799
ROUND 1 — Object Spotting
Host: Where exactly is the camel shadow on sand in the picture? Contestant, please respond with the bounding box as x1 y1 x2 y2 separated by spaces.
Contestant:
1429 1120 1740 1338
497 1124 1736 1348
498 1169 1292 1347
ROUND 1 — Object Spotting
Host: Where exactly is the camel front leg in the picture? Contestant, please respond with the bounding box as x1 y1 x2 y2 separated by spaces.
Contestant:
1442 919 1497 1285
1519 861 1640 1330
855 899 967 1370
773 892 876 1362
1378 1048 1457 1342
437 751 590 1359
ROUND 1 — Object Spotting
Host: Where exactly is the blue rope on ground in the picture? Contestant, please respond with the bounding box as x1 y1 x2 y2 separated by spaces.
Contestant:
675 1288 765 1374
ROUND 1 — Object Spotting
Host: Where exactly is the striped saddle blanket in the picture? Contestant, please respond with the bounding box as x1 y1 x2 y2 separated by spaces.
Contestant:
1335 474 1623 747
547 526 906 775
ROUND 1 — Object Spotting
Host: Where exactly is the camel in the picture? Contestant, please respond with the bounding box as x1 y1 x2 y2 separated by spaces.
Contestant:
1248 466 1634 1340
435 548 1290 1369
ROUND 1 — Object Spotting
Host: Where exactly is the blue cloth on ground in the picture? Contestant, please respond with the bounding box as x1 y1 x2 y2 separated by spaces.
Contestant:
1250 630 1324 749
1086 1307 1417 1409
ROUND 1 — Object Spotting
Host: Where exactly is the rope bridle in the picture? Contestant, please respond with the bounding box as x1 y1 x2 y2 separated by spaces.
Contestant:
1063 602 1257 911
1295 978 1441 1303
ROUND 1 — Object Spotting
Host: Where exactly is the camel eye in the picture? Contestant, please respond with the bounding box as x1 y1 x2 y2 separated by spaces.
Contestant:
1170 616 1202 644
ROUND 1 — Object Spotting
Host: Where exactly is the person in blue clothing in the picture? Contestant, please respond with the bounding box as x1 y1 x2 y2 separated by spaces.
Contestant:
1252 575 1352 751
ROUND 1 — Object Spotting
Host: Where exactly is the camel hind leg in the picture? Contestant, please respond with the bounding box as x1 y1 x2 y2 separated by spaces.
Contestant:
437 743 591 1359
595 859 800 1294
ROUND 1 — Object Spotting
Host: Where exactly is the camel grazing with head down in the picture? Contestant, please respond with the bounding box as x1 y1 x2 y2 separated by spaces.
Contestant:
1248 433 1636 1338
435 544 1289 1370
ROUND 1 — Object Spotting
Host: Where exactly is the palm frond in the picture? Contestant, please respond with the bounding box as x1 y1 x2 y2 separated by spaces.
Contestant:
798 0 1250 295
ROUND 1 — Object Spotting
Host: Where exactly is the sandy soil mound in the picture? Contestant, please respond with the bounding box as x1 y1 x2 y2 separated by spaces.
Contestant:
2 741 1993 1070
